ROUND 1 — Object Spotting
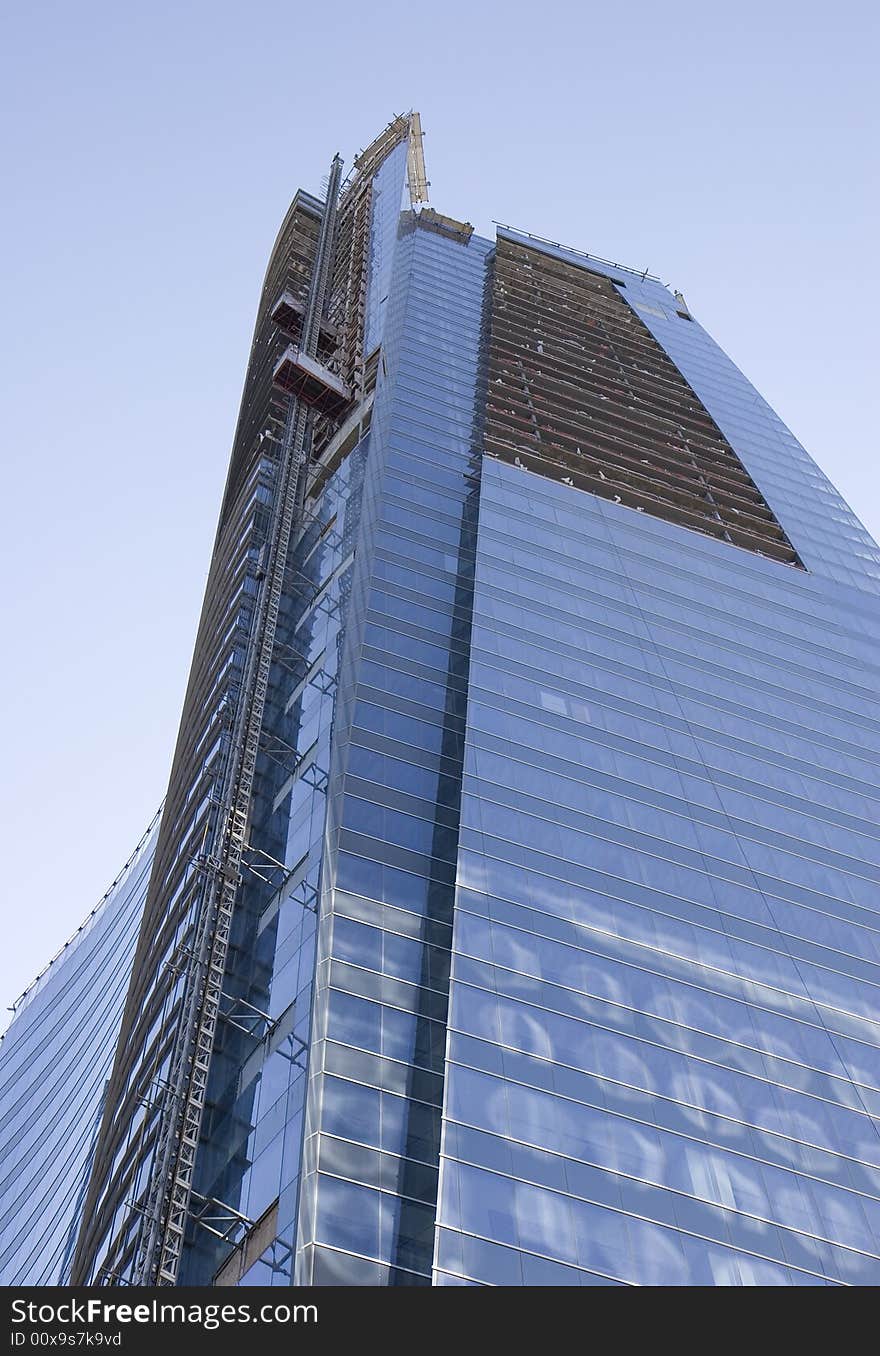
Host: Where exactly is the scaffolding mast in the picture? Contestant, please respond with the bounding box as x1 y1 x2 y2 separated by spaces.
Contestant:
133 153 344 1288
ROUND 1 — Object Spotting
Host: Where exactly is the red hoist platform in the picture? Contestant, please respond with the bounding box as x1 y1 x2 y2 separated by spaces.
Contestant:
272 344 351 419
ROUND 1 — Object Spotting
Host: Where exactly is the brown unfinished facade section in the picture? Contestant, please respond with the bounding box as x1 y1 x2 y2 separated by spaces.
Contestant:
486 237 803 568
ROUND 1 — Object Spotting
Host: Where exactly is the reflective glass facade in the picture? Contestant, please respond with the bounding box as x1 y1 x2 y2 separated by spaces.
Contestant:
294 220 491 1285
184 440 370 1287
432 248 880 1286
438 461 880 1285
16 117 874 1288
0 813 159 1284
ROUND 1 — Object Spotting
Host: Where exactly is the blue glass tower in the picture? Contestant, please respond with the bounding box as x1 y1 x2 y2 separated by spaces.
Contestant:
18 113 875 1288
0 812 159 1284
432 238 880 1286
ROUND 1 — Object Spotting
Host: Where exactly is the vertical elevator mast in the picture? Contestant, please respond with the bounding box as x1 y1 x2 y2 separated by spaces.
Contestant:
135 154 344 1287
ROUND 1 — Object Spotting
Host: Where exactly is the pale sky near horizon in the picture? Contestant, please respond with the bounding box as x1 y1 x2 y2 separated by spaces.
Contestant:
0 0 877 1022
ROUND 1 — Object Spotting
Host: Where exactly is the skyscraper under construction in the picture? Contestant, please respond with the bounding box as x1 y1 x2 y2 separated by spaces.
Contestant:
5 112 880 1287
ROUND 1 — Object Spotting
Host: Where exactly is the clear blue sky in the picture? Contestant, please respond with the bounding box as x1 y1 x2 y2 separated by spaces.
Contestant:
1 0 877 1018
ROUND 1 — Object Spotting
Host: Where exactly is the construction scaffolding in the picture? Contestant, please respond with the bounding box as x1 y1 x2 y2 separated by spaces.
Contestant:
324 113 427 407
72 112 427 1289
132 154 345 1288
